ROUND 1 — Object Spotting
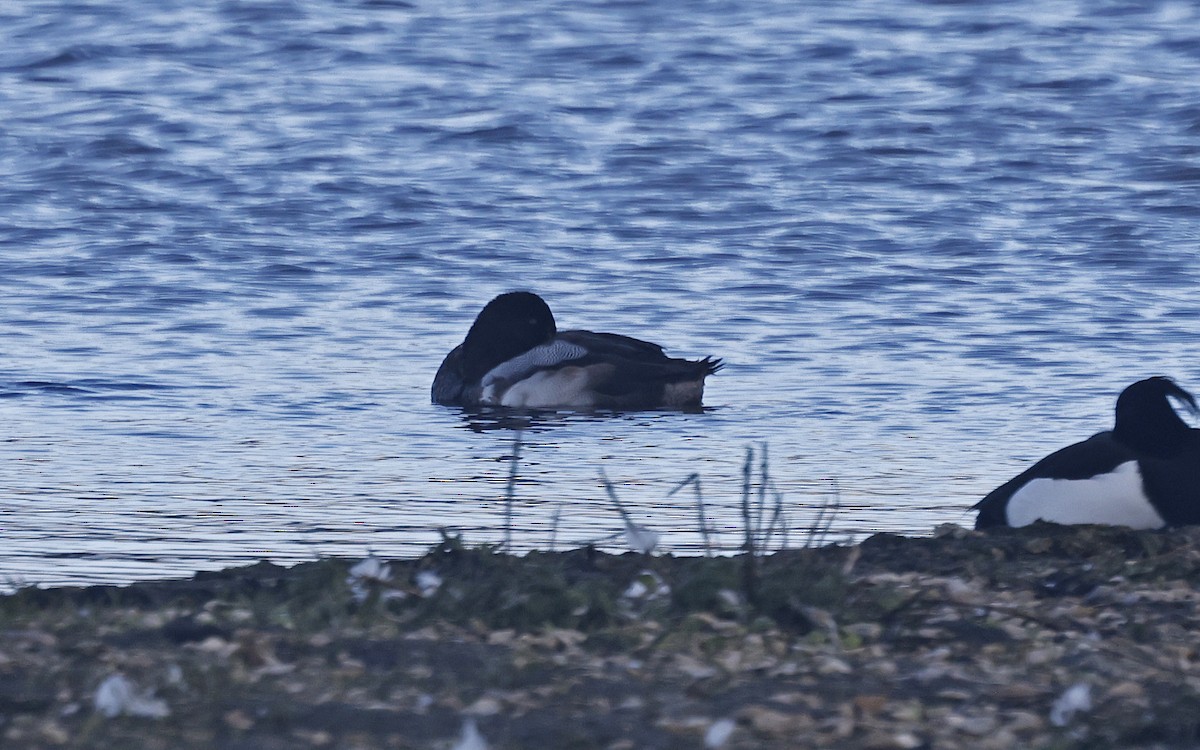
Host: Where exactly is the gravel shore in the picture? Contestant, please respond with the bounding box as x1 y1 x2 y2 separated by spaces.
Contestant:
3 523 1200 749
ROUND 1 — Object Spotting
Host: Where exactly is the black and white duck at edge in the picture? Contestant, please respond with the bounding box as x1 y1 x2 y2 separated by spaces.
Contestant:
975 376 1200 530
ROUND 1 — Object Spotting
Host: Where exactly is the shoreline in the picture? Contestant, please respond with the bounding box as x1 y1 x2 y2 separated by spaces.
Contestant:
3 524 1199 749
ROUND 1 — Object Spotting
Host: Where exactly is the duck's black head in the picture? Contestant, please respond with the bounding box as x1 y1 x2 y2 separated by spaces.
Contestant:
1113 376 1198 456
460 291 557 382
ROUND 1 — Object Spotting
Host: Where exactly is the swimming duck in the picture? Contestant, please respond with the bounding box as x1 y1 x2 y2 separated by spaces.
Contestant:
974 376 1200 529
431 291 722 410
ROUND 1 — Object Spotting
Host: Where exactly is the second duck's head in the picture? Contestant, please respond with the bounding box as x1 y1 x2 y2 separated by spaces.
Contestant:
461 291 558 381
1113 376 1199 456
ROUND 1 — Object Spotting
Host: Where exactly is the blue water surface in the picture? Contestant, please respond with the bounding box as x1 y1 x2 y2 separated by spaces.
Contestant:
3 0 1200 587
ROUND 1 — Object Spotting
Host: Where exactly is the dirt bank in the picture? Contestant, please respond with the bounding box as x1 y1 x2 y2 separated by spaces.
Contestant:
3 523 1200 749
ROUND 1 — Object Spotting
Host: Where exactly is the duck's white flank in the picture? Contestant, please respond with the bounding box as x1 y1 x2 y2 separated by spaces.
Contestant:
492 367 595 408
1005 460 1166 529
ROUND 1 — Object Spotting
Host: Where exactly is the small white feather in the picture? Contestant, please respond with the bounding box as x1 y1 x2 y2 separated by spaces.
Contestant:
452 718 489 750
415 570 443 597
348 555 391 583
1049 683 1091 727
624 521 660 555
94 674 170 719
705 718 737 748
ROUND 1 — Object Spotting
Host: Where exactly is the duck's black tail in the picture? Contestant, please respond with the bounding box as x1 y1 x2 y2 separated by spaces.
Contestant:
697 356 723 377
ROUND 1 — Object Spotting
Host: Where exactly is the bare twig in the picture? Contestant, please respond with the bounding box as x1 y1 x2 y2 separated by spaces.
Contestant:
740 447 758 604
740 447 755 557
823 478 841 545
549 501 563 552
806 478 841 549
667 473 711 556
503 430 522 552
761 484 786 552
755 443 769 542
600 468 659 554
599 468 633 525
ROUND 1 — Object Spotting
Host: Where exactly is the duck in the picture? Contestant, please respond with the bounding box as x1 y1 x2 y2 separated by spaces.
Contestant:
431 291 722 410
974 376 1200 529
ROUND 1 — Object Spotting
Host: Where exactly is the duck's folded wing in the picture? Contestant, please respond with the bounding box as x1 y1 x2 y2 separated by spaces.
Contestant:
481 338 589 387
559 330 669 360
559 330 722 398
